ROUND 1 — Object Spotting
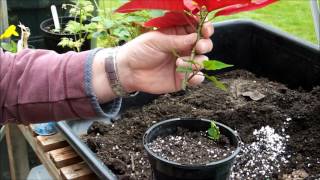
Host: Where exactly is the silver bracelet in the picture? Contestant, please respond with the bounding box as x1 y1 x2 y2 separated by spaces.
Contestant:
104 48 139 98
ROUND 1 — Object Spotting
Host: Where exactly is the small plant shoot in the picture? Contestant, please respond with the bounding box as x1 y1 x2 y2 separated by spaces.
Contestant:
208 120 220 140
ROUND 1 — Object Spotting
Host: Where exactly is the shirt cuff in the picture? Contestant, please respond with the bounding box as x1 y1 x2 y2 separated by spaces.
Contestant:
84 48 122 119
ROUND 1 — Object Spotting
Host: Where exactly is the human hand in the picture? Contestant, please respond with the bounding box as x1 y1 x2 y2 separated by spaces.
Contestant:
117 22 214 94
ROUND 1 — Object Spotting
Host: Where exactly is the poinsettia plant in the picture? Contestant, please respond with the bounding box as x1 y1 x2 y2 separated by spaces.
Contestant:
116 0 278 90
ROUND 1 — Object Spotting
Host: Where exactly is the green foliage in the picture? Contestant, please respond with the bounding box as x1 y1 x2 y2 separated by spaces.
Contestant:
214 1 317 44
94 9 152 47
63 0 94 20
59 0 152 50
208 121 220 140
59 0 95 51
1 41 17 53
203 60 233 71
204 74 227 91
201 60 233 91
58 37 84 52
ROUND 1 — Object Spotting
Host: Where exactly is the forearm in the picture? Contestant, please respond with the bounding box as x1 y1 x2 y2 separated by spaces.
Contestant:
0 48 121 124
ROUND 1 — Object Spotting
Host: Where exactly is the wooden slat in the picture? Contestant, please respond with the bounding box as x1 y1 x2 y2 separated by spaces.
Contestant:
49 146 82 168
28 125 38 137
6 124 30 180
37 133 68 152
60 162 96 180
18 125 97 180
18 125 62 180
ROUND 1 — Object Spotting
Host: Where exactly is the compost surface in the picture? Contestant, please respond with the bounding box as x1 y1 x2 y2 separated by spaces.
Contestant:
82 70 320 180
148 128 235 165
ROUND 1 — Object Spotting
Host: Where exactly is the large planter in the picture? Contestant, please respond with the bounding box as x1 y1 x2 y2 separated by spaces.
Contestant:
56 20 320 179
144 118 241 180
40 16 91 53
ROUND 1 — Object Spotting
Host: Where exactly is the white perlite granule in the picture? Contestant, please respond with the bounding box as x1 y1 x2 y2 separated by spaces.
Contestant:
231 125 289 179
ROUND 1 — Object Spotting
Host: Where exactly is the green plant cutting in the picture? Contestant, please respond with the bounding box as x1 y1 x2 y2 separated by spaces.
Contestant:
116 0 278 140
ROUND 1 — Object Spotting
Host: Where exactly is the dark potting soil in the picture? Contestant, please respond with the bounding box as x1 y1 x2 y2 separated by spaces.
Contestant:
148 128 235 165
82 70 320 180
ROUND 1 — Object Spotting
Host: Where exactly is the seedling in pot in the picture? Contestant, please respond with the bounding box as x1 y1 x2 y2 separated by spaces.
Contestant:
208 120 220 140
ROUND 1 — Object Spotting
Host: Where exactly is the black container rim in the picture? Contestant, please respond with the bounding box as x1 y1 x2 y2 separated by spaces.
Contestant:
143 118 241 168
40 16 80 36
215 19 319 51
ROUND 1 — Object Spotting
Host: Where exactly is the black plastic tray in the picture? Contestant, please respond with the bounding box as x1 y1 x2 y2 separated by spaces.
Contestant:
56 19 320 180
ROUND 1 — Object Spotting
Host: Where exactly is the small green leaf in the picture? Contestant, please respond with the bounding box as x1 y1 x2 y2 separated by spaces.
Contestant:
64 21 82 34
125 15 146 22
208 121 220 140
1 41 17 53
176 66 193 73
203 60 233 71
205 75 227 91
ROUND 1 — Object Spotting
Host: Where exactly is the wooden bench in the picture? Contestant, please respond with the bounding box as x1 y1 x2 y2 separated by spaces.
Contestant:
5 124 98 180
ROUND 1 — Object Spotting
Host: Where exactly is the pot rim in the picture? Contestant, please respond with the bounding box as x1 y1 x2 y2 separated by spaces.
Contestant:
40 16 81 36
143 117 241 168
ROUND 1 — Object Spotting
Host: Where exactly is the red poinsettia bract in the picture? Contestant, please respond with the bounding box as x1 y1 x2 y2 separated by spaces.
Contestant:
116 0 278 28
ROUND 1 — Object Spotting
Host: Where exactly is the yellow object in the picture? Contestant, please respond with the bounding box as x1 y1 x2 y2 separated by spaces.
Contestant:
0 25 19 40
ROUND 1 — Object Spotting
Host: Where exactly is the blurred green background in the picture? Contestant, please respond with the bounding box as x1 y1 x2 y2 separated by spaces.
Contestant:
213 0 318 44
101 0 318 45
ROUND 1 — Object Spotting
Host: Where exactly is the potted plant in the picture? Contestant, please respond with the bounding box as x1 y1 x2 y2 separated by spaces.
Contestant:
144 118 241 180
40 0 94 53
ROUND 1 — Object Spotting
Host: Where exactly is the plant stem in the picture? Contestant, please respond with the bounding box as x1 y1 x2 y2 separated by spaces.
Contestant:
182 10 209 89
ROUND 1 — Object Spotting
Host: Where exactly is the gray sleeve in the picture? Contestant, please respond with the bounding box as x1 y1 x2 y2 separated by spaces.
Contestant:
84 48 122 119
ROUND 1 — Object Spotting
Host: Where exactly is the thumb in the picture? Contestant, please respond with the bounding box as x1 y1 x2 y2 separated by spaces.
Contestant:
161 33 197 52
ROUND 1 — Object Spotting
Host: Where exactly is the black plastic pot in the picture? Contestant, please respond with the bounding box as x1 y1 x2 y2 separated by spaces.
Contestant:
143 118 241 180
40 16 91 53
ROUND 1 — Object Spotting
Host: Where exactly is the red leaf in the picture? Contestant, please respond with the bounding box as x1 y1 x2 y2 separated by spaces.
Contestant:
116 0 187 13
215 0 278 17
194 0 250 11
144 11 197 28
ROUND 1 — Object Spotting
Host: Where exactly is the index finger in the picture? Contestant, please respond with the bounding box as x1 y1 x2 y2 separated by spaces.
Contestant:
201 22 214 38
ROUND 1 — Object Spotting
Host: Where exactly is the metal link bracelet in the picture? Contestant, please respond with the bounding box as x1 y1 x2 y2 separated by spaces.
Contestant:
104 48 139 98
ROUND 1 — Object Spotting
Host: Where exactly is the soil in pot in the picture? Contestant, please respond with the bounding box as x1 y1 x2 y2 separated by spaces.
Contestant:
148 127 234 165
82 69 320 180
